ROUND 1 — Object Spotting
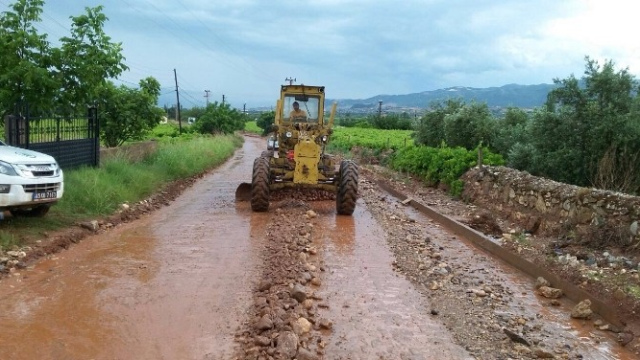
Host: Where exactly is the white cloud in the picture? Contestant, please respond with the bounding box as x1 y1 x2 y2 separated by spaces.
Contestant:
20 0 640 106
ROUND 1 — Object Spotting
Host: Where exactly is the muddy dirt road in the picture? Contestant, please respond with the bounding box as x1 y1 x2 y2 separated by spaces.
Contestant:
0 136 636 360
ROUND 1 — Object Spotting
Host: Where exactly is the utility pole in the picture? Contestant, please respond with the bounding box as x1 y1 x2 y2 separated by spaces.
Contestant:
174 68 182 134
222 94 226 105
243 103 246 114
204 90 211 106
285 77 296 85
378 100 383 119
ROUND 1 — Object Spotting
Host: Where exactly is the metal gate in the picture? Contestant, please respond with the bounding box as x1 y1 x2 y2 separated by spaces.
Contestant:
3 105 100 169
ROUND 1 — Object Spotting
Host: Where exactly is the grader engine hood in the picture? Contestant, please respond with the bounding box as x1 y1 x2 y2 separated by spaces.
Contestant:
293 134 321 184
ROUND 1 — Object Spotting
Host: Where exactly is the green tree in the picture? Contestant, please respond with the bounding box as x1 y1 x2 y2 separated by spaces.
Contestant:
534 57 640 190
52 5 127 113
0 0 57 116
98 77 164 147
443 101 496 150
194 102 245 135
413 99 464 147
256 110 275 135
492 107 530 160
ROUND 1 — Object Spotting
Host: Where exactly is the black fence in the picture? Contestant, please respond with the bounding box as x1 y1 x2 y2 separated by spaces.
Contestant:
3 105 100 169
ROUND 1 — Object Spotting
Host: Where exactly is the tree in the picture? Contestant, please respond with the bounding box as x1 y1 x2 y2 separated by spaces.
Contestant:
536 57 640 189
256 110 275 135
492 107 530 160
0 0 57 116
194 102 245 135
52 6 127 113
413 99 463 147
443 101 496 150
98 77 164 147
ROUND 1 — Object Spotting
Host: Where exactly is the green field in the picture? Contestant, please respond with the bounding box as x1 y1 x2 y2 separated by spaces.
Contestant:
330 127 414 150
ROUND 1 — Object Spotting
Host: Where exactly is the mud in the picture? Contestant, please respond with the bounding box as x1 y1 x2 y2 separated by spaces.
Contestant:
0 139 265 359
0 136 638 360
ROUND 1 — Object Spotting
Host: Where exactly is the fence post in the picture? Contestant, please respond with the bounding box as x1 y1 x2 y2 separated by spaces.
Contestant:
3 115 14 144
4 113 27 147
89 104 100 167
477 144 484 167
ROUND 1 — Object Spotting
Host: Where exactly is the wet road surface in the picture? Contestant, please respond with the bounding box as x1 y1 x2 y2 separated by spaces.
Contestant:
0 135 636 359
0 138 264 359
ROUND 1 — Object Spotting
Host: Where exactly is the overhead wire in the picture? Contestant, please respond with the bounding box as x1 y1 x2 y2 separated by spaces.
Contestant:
171 0 272 85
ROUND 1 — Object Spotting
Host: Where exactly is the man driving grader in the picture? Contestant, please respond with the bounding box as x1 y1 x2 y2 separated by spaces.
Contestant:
236 84 358 215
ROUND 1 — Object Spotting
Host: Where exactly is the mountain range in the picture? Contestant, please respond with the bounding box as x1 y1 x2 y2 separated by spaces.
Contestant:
160 83 559 111
331 83 558 110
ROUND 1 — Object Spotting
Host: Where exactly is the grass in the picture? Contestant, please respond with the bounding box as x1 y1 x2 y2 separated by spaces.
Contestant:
244 121 263 135
0 134 243 251
627 285 640 300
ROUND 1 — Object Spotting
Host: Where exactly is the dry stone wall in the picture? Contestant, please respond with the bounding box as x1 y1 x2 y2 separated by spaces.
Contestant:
461 166 640 246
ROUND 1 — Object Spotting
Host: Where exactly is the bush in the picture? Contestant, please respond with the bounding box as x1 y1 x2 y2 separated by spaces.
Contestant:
389 145 504 196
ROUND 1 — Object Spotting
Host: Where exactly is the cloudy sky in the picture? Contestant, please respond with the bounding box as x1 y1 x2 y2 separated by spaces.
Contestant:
5 0 640 108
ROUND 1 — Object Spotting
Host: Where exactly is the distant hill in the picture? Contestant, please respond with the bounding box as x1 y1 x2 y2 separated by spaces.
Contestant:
332 83 558 110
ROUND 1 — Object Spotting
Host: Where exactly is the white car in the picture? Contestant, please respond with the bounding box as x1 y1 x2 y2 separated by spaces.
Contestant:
0 141 64 217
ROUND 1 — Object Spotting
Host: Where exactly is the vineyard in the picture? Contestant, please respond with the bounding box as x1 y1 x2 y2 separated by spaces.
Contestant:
329 127 414 151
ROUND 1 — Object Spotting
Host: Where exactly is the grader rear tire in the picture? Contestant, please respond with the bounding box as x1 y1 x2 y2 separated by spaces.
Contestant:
251 157 270 212
336 160 358 215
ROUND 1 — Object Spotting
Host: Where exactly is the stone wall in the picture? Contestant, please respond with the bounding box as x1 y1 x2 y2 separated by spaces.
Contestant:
461 166 640 245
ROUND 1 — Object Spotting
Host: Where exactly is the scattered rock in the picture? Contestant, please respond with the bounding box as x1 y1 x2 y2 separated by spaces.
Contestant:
256 314 273 331
296 348 320 360
535 276 550 289
293 317 312 335
571 300 593 319
318 318 333 330
258 279 273 292
503 328 530 346
533 347 555 358
291 284 307 303
254 335 271 346
538 286 563 299
618 332 634 346
79 220 99 231
276 331 299 358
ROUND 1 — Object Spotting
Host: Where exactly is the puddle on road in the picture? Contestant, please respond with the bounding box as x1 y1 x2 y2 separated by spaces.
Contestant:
309 201 472 360
0 137 268 360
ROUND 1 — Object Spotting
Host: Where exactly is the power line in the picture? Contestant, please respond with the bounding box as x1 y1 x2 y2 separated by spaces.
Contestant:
172 0 271 83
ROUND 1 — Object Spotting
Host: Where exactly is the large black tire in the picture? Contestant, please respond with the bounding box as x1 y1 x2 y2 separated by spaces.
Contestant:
336 160 358 215
251 157 270 212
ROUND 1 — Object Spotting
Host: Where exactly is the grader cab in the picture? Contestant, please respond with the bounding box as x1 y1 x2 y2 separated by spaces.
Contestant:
238 84 358 215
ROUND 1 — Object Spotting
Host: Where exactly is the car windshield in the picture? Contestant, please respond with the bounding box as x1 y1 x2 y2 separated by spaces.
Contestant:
283 95 320 123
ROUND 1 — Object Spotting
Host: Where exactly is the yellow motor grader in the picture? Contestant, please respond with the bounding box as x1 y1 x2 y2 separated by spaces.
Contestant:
236 84 358 215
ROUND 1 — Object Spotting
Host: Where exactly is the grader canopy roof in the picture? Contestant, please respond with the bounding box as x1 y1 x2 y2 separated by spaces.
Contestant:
278 85 326 125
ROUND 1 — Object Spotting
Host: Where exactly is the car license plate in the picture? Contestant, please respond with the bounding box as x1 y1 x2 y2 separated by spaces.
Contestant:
33 191 57 200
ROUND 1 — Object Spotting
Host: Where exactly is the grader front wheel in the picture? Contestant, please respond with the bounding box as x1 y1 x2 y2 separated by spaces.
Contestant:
251 157 270 212
336 160 358 215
